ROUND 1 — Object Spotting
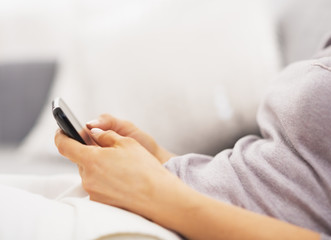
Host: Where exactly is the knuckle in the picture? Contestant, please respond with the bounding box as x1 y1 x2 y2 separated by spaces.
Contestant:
123 120 135 128
100 113 111 120
98 133 109 143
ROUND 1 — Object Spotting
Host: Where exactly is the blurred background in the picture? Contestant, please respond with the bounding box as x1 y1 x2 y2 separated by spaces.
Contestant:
1 0 331 174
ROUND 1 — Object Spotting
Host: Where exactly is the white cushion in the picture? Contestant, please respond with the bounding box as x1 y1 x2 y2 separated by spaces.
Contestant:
19 0 280 159
0 174 180 240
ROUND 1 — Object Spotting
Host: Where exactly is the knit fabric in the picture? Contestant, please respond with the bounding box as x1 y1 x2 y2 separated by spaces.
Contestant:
164 40 331 238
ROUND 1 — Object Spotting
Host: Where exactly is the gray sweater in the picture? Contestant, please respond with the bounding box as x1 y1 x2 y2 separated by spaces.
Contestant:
164 40 331 239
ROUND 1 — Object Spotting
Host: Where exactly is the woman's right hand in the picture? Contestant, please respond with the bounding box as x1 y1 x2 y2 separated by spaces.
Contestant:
86 114 175 164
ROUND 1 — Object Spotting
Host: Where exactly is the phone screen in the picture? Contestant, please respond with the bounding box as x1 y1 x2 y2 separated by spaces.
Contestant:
52 98 95 145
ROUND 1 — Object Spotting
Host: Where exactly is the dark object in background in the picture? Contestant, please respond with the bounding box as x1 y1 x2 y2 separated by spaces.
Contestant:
0 61 56 145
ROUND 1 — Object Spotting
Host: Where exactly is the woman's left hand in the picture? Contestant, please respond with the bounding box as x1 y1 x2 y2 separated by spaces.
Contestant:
54 128 172 215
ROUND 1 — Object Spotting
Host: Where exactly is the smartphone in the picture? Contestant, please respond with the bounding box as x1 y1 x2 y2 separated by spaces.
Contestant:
52 97 95 145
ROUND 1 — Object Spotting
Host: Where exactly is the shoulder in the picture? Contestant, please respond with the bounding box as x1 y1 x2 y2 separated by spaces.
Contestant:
258 45 331 166
262 52 331 120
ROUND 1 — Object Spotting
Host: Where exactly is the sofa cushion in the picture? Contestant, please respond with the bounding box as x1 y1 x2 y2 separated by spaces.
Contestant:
20 0 280 158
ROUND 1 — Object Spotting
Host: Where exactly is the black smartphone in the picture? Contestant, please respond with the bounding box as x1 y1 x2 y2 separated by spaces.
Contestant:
52 97 95 145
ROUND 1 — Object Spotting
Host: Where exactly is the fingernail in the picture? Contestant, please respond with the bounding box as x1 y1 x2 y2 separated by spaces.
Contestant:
91 128 104 135
86 119 99 126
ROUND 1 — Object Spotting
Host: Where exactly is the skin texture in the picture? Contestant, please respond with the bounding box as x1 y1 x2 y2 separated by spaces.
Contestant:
86 114 175 164
54 114 320 240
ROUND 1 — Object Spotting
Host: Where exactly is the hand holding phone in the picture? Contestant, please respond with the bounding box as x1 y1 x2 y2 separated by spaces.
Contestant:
52 97 96 145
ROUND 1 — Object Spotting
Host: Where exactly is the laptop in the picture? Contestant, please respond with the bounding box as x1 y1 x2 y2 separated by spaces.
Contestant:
0 61 56 145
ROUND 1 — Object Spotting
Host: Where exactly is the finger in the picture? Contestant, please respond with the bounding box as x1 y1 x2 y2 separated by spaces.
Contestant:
54 129 89 164
90 128 124 147
86 114 135 135
86 114 116 130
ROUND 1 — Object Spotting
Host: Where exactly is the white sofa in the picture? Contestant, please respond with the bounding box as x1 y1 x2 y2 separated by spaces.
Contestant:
1 0 331 170
1 1 331 239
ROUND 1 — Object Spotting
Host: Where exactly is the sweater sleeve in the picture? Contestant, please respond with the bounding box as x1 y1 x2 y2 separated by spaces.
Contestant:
163 43 331 237
321 234 331 240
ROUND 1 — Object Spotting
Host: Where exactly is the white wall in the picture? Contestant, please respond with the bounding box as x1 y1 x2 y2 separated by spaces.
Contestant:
2 0 281 155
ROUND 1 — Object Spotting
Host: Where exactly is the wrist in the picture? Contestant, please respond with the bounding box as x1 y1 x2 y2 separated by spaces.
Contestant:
154 146 176 164
144 172 203 232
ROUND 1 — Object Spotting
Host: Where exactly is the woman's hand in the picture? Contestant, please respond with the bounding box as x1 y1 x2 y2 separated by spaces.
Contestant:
55 128 320 240
54 128 175 215
86 114 175 164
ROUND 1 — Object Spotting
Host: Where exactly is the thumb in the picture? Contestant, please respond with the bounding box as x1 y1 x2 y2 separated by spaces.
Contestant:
90 128 123 147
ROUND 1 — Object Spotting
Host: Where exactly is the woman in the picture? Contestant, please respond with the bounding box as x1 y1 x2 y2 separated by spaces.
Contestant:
55 38 331 240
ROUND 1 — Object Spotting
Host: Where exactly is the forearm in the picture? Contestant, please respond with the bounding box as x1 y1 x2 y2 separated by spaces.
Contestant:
128 129 175 164
55 127 320 240
147 175 320 240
